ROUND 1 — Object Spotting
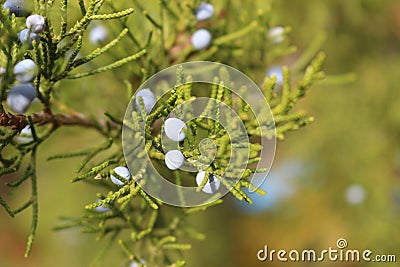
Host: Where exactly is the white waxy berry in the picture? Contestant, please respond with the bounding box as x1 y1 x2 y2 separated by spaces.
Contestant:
268 26 285 44
3 0 32 17
267 66 283 85
164 118 187 142
7 83 37 113
165 150 185 170
135 89 156 113
26 14 45 33
94 199 111 212
0 67 5 84
89 24 108 45
195 2 214 21
18 29 40 48
345 184 366 205
191 29 212 50
196 171 221 194
14 59 38 83
130 259 146 267
15 125 33 144
110 166 131 186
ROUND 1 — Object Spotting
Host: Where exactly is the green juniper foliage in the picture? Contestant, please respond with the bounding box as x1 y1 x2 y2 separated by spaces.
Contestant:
1 0 326 265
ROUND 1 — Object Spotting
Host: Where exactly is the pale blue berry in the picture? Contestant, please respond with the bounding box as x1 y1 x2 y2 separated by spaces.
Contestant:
268 26 285 44
130 259 146 267
0 67 5 84
135 89 156 113
191 29 212 50
195 2 214 21
196 171 221 194
345 184 366 205
89 24 108 45
26 14 45 33
7 83 37 113
3 0 32 17
15 125 33 144
267 66 283 85
18 29 40 49
110 166 131 186
13 59 38 83
165 150 185 170
94 199 111 212
164 118 187 142
234 160 301 213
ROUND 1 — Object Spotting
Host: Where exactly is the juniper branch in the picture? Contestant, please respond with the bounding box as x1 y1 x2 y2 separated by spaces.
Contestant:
0 110 118 131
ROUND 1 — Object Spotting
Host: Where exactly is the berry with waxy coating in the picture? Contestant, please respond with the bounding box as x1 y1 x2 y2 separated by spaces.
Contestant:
195 2 214 21
164 118 187 142
234 160 302 213
0 67 5 84
13 59 38 83
165 150 185 170
26 14 45 33
345 184 366 205
110 166 131 186
3 0 32 17
268 26 285 44
196 171 221 194
135 88 156 113
130 259 146 267
94 199 111 212
191 29 212 50
7 83 37 113
15 125 33 144
89 24 108 45
267 66 283 85
18 29 40 48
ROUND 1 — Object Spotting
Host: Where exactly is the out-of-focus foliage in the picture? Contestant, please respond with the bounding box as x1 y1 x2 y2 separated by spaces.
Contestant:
187 1 400 267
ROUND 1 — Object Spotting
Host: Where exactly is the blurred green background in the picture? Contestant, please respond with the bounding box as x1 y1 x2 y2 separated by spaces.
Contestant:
1 0 400 266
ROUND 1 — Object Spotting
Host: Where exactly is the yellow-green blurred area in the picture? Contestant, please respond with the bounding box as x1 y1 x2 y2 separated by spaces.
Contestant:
1 0 400 266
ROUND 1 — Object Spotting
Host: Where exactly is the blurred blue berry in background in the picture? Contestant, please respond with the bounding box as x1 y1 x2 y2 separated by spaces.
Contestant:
195 2 214 21
268 26 285 44
344 184 366 205
130 259 146 267
89 24 108 45
267 66 284 86
94 199 111 213
191 29 212 50
234 160 305 213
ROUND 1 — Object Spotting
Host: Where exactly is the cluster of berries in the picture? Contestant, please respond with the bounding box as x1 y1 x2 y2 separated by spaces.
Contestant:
6 58 38 113
104 88 221 197
266 27 286 85
136 88 221 194
18 14 44 48
191 2 214 50
1 3 47 143
2 3 45 114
